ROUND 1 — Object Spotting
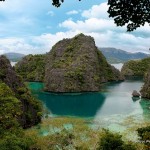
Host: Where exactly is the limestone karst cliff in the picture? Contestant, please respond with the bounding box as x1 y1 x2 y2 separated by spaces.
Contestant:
44 33 123 92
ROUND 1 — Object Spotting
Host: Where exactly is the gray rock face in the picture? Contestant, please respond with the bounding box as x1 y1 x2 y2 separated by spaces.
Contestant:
45 33 123 92
132 90 140 97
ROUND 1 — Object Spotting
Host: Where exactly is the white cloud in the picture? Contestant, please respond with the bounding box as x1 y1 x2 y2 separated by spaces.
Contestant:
59 2 150 53
82 2 109 19
66 10 79 15
0 1 149 55
0 31 80 55
59 18 116 32
0 38 38 55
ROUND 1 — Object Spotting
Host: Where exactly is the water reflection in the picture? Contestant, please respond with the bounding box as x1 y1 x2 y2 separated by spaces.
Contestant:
38 92 106 117
28 80 149 121
28 82 106 117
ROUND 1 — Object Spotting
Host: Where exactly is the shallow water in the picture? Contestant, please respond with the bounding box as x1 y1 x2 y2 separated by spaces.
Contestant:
28 79 150 134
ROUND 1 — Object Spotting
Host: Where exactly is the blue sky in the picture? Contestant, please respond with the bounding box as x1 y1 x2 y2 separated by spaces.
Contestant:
0 0 150 55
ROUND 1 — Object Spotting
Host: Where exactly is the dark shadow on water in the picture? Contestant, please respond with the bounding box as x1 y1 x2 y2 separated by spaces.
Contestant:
37 92 106 117
28 82 106 117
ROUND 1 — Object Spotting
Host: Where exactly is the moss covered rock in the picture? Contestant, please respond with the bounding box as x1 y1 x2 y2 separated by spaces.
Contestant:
45 34 123 92
140 69 150 99
0 55 42 128
121 57 150 77
15 54 45 82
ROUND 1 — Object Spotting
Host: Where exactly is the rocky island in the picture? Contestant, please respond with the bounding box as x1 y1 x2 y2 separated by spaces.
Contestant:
121 57 150 77
44 33 123 92
15 34 123 93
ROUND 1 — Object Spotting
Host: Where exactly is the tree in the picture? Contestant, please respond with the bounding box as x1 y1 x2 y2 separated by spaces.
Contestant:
51 0 150 31
137 126 150 150
108 0 150 31
97 130 136 150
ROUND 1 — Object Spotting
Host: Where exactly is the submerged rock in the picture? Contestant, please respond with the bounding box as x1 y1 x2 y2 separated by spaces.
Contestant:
132 90 140 97
45 33 123 92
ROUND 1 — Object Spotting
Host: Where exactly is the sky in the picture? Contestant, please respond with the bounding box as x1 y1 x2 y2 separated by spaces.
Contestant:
0 0 150 55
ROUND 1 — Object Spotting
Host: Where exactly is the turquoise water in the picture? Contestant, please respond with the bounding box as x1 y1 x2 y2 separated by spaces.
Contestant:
28 79 150 138
28 79 150 121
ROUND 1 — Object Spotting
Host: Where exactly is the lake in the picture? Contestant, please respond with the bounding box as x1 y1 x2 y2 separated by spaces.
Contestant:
28 79 150 132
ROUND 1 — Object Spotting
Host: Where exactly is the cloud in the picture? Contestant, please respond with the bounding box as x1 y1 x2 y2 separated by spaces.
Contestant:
59 2 150 53
59 18 116 32
0 1 149 55
0 31 81 55
66 10 79 15
82 2 109 19
0 37 38 55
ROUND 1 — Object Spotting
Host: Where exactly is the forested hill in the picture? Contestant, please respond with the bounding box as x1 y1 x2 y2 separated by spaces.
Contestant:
3 52 25 62
100 47 149 64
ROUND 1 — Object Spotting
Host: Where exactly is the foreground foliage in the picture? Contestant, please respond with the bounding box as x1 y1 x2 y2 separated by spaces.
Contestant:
137 126 150 150
0 82 34 150
24 117 150 150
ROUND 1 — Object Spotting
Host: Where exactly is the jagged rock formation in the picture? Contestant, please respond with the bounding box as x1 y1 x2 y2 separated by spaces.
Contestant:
121 57 150 77
140 69 150 99
15 54 45 82
45 33 123 92
0 55 42 128
132 90 140 97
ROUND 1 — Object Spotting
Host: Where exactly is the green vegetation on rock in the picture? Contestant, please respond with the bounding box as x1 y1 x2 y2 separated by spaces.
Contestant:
0 82 35 150
45 33 123 92
0 55 43 149
15 54 46 82
0 55 42 128
121 57 150 77
141 69 150 99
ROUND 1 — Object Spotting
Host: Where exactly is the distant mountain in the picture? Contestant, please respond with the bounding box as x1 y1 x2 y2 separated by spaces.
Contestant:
2 52 25 62
99 47 150 64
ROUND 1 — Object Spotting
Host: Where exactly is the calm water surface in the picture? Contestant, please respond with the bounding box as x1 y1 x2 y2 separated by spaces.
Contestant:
28 79 150 132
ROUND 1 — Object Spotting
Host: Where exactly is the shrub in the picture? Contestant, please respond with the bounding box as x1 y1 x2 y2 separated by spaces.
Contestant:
97 130 136 150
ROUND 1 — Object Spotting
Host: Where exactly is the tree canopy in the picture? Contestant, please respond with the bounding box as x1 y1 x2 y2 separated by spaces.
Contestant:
51 0 150 31
0 0 150 31
108 0 150 31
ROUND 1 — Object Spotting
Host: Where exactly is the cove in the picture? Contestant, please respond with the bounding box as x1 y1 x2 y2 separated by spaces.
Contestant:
28 79 150 124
